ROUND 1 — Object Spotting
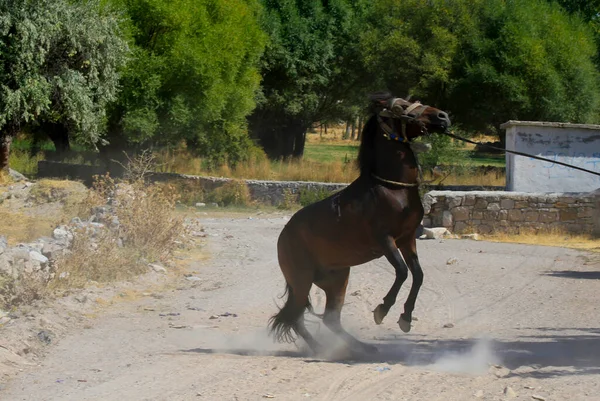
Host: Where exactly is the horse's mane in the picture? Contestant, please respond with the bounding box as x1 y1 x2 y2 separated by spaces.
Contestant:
357 92 393 177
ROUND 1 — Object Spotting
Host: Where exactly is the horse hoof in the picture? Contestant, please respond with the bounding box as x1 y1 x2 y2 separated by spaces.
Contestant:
373 304 387 325
398 317 411 333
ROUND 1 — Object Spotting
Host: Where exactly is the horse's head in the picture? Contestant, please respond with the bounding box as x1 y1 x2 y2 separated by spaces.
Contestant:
358 93 452 179
369 94 451 142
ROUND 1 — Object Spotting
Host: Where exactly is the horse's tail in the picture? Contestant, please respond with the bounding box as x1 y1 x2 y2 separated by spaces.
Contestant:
268 284 311 343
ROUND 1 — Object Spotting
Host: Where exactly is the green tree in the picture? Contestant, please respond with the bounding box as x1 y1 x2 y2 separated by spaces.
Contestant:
360 0 478 105
448 0 600 134
0 0 128 171
363 0 600 138
249 0 371 159
106 0 267 167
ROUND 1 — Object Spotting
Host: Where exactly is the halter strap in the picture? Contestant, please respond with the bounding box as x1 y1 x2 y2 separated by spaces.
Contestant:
377 115 409 142
371 173 419 187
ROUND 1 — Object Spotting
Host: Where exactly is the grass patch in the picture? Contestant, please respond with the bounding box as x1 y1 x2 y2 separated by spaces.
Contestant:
298 187 336 206
484 229 600 253
28 179 87 205
50 231 143 290
205 180 252 207
304 143 358 164
9 149 45 177
0 209 59 245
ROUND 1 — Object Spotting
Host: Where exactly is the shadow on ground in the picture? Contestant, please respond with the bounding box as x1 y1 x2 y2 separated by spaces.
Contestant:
182 327 600 378
543 270 600 280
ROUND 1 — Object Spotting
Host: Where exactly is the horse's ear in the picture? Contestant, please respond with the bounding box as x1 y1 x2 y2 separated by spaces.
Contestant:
369 91 392 105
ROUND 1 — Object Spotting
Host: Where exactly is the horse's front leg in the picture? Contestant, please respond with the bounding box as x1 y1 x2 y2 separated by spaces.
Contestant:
373 236 409 326
396 238 423 333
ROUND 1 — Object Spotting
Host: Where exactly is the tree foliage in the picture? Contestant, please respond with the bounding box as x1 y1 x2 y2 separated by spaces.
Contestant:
362 0 600 137
448 0 600 133
0 0 128 170
249 0 371 158
106 0 267 167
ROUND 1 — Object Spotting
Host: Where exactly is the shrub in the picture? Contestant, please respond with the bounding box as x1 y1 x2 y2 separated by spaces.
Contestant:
298 187 335 207
206 180 252 207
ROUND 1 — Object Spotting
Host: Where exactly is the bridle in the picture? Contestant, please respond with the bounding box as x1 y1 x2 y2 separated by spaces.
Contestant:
376 98 430 142
372 97 432 188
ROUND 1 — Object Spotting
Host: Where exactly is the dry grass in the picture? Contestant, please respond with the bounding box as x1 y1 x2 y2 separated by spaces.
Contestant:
0 209 59 245
28 179 88 205
422 170 506 187
0 170 12 186
155 148 358 183
484 228 600 253
115 181 186 262
50 231 143 290
0 271 47 309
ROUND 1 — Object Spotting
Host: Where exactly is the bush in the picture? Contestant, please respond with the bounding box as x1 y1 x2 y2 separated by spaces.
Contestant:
298 187 335 207
206 180 252 207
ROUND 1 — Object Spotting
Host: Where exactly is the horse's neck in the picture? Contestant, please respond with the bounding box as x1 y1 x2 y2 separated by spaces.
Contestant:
374 145 419 184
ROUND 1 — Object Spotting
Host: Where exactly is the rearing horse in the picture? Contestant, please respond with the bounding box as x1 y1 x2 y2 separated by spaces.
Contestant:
269 93 451 353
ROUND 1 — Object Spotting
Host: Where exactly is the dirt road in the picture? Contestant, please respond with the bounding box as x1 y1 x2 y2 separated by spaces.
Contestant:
2 215 600 401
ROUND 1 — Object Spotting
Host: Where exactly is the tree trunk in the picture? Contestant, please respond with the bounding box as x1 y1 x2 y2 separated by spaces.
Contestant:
324 124 328 137
292 128 306 158
344 122 351 140
357 116 364 141
0 133 13 173
351 119 356 140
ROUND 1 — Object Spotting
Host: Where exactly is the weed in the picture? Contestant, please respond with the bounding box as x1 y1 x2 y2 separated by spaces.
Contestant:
298 187 335 206
49 230 143 290
9 149 45 177
206 180 252 207
278 188 298 210
0 271 47 310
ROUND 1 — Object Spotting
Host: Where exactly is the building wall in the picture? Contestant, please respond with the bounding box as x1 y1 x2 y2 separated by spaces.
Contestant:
501 121 600 193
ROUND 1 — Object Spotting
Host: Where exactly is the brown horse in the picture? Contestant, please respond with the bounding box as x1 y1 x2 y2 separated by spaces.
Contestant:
269 93 451 354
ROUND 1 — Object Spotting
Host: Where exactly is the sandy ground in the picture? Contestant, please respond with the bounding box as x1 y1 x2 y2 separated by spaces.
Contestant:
1 214 600 401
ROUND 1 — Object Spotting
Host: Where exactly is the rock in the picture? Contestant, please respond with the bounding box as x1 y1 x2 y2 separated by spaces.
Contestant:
0 236 7 254
42 242 64 260
29 250 49 264
186 276 202 282
210 203 219 208
461 233 480 241
70 217 84 227
423 227 449 239
8 168 27 182
531 396 546 401
149 263 166 273
446 257 458 265
195 203 206 208
504 386 517 398
37 330 52 345
442 211 453 227
474 390 484 398
492 365 511 378
11 247 31 262
443 323 454 328
53 228 70 241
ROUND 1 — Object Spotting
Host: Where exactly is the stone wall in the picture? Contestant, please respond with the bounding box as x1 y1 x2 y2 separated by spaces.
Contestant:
423 190 599 235
38 160 502 206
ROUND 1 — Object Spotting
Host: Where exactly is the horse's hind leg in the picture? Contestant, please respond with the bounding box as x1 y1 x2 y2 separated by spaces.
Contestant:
270 232 322 353
316 268 377 354
397 238 423 333
373 236 409 326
